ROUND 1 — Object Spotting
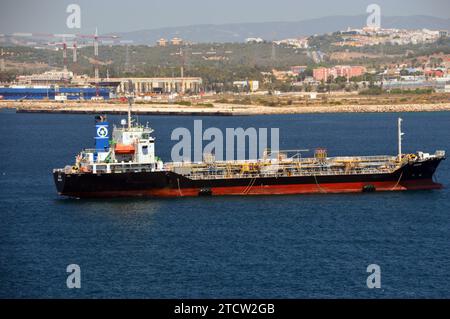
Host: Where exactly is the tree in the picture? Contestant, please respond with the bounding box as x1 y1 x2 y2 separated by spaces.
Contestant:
335 76 347 84
400 69 409 76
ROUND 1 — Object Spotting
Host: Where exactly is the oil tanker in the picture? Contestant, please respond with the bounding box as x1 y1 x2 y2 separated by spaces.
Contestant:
53 108 445 198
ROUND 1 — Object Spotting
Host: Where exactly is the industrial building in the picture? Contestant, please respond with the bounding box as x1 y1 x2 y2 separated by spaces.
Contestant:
110 77 203 94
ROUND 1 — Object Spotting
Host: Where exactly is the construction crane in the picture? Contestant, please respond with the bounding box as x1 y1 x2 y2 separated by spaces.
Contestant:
77 28 119 80
72 41 77 63
172 47 186 77
100 39 134 73
47 40 70 72
4 32 77 71
2 30 119 79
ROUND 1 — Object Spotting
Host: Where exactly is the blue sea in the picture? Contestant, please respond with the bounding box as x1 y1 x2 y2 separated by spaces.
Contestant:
0 111 449 298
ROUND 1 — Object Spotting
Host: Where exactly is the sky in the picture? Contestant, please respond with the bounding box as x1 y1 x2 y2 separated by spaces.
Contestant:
1 0 449 35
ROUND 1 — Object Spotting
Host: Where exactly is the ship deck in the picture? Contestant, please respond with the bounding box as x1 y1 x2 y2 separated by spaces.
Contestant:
165 155 401 180
54 154 410 180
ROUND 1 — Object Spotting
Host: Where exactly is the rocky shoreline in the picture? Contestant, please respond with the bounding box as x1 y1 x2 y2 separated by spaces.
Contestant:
1 100 450 116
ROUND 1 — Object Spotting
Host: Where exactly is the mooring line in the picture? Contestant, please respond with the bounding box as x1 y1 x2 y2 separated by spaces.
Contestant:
245 178 257 195
313 174 327 193
242 177 256 194
390 171 404 191
177 178 183 196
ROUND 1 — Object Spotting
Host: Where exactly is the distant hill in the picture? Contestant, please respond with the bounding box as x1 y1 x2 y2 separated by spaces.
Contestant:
114 15 450 44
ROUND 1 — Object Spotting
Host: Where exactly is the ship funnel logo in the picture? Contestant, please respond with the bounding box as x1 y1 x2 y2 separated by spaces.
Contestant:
97 126 108 138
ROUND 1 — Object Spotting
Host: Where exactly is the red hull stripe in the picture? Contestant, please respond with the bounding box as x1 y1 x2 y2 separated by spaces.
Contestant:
64 179 443 198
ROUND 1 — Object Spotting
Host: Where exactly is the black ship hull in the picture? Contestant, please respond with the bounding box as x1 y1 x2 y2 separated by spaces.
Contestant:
53 157 444 198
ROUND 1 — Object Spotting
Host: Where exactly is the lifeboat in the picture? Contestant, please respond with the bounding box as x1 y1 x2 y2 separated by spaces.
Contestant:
115 144 135 154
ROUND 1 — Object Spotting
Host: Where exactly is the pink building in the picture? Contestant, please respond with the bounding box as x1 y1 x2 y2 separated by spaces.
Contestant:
424 69 444 77
313 66 366 81
313 67 330 81
337 65 366 78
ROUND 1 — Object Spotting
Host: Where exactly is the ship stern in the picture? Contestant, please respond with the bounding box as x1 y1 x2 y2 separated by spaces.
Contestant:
53 170 67 195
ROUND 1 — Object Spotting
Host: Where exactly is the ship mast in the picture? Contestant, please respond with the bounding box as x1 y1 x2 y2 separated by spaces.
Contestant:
398 117 404 160
127 95 132 129
127 80 133 129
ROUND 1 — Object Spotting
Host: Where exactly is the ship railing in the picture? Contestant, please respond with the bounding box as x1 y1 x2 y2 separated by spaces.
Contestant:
168 159 398 179
167 155 397 168
66 162 157 174
185 167 396 180
330 155 397 163
82 149 99 153
97 162 156 173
